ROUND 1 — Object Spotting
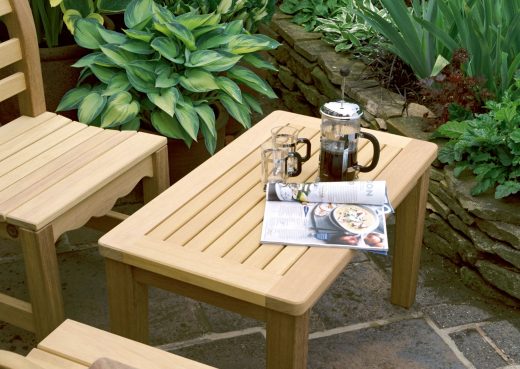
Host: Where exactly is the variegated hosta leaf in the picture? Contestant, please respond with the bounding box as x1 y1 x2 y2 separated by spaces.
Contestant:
123 28 154 43
56 85 92 111
72 52 103 68
102 73 131 96
165 22 196 51
124 0 154 29
100 44 138 66
101 92 140 128
97 0 132 13
186 50 242 72
179 69 219 93
62 0 94 17
90 64 118 84
63 9 82 35
78 92 107 124
218 93 251 129
192 24 222 39
243 92 263 114
119 39 155 55
150 37 182 63
125 61 157 93
217 0 233 14
227 34 280 54
175 12 215 30
194 103 216 138
97 27 127 44
74 19 105 49
227 66 277 98
200 123 217 154
155 67 180 88
196 28 235 50
50 0 62 7
147 88 179 117
151 110 192 145
241 53 278 71
225 20 245 35
175 100 200 141
120 117 141 131
216 77 242 103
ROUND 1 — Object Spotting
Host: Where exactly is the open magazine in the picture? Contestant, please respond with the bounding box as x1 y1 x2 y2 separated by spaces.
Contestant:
260 181 393 254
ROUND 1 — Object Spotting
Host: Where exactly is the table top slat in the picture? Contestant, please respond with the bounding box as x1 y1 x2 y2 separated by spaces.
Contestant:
263 245 308 275
242 243 284 269
222 223 263 263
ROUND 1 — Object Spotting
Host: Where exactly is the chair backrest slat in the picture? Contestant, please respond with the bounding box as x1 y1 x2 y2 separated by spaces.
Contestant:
1 0 46 117
0 72 26 103
0 0 11 17
0 38 22 69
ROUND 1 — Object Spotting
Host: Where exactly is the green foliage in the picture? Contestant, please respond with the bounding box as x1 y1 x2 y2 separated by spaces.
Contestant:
314 1 386 53
57 0 280 154
279 0 354 32
355 0 452 79
435 76 520 199
30 0 65 47
160 0 276 32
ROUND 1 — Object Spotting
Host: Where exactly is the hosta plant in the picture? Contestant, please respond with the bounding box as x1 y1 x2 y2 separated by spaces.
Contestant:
57 0 280 154
279 0 354 32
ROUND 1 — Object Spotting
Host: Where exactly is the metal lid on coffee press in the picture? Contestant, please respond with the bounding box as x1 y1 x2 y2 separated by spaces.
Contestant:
320 100 362 120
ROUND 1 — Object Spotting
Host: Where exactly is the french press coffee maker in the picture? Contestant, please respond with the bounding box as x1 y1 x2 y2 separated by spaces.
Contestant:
318 100 380 182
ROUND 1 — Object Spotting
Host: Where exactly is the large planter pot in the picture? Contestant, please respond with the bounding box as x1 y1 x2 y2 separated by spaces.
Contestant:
166 107 229 184
0 44 86 124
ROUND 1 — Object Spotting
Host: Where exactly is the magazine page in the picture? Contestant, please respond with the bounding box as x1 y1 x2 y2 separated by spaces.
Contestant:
265 181 391 208
260 200 389 254
261 181 392 254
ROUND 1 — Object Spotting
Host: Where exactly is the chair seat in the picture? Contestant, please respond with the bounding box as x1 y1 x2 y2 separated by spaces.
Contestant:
0 112 166 231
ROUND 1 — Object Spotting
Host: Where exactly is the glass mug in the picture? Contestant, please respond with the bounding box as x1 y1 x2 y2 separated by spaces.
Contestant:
271 125 311 176
260 142 302 189
318 101 380 182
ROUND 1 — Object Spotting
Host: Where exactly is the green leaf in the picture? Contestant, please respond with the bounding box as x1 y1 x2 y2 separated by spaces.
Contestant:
90 64 118 84
227 34 280 54
227 66 277 98
74 19 105 49
125 61 157 93
175 100 199 141
175 12 214 30
78 92 106 123
147 88 179 117
165 21 196 51
200 123 217 155
218 93 251 129
98 28 127 44
124 0 154 29
155 66 180 88
180 68 219 92
120 117 141 131
495 181 520 199
119 39 154 54
225 20 244 35
241 53 278 71
100 44 137 66
150 37 182 63
72 52 102 68
62 0 93 17
123 28 154 42
100 91 140 128
217 0 233 14
56 85 92 111
194 103 216 138
430 54 450 77
216 77 242 103
243 92 263 114
186 50 241 71
195 28 235 50
62 9 82 35
102 73 131 96
151 110 192 144
97 0 132 13
432 120 469 139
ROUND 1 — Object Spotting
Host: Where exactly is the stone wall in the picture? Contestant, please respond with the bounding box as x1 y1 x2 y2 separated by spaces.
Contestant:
260 12 520 306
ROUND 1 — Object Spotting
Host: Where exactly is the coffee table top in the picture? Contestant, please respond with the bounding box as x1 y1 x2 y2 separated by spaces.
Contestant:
99 110 437 315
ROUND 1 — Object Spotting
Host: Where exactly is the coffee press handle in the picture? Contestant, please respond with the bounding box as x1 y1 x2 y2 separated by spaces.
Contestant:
358 132 380 173
296 138 311 162
287 151 303 177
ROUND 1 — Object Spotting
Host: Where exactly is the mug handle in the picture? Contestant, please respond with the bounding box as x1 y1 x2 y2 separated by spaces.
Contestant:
286 151 303 177
358 132 380 172
296 138 311 162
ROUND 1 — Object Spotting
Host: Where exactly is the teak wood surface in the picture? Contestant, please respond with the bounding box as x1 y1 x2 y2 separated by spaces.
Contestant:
1 319 215 369
0 0 169 341
99 110 438 369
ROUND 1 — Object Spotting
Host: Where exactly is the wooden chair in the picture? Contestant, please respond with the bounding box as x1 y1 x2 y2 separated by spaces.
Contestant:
0 0 169 341
0 319 215 369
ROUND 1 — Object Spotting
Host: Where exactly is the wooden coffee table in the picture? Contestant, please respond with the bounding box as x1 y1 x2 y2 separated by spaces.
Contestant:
99 110 437 369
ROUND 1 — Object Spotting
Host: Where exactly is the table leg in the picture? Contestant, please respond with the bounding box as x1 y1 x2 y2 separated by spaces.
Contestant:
391 169 430 308
266 309 309 369
105 259 149 343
